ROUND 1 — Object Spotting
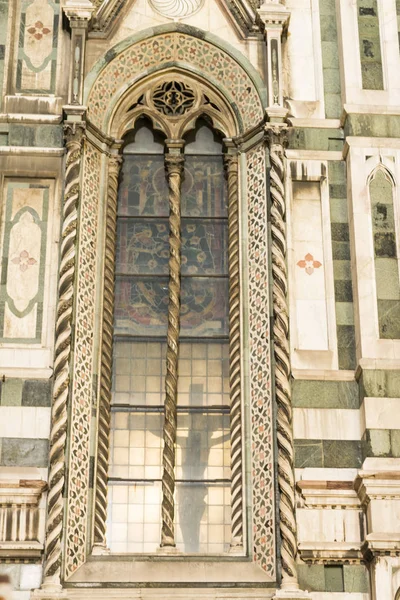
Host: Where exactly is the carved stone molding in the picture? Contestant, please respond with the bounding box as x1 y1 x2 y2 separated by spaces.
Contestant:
298 542 364 565
93 152 123 550
0 480 47 563
42 118 85 589
297 480 361 509
265 123 298 591
355 471 400 508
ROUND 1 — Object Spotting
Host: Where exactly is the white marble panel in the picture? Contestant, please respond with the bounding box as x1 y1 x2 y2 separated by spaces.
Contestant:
361 397 400 431
369 499 400 534
19 565 42 591
0 407 50 439
297 508 345 542
285 0 319 106
293 408 361 440
292 182 328 351
296 468 359 482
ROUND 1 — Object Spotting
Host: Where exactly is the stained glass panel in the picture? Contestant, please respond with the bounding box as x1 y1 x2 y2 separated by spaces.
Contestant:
181 157 227 218
116 220 169 275
114 278 169 336
180 277 229 337
118 156 169 217
181 220 227 275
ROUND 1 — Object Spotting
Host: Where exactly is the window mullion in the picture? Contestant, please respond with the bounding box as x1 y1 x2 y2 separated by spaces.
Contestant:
160 142 185 549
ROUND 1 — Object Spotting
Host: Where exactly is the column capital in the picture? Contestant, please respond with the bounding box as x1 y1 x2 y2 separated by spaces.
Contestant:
63 0 95 25
265 121 288 148
257 1 290 32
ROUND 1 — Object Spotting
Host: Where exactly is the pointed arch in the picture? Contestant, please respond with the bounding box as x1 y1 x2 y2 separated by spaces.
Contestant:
84 24 267 135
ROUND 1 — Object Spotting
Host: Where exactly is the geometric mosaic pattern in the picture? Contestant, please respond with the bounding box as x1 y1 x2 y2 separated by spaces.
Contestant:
87 32 263 132
65 141 101 579
246 144 275 577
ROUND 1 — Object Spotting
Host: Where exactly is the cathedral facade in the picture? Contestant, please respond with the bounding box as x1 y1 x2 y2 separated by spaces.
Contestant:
0 1 400 599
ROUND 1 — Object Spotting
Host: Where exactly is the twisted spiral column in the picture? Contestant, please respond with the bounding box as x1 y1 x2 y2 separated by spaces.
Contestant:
93 154 123 548
42 122 85 587
160 152 184 548
267 126 299 590
224 153 243 550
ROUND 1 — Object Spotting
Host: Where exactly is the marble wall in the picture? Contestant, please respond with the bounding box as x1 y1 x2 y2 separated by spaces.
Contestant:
0 0 400 599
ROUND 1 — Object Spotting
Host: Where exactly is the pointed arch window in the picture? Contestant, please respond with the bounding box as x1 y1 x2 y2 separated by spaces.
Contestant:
107 117 239 554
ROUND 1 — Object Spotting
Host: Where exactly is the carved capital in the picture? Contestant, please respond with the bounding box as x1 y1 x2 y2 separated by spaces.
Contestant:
265 123 288 149
63 0 94 25
63 121 86 147
165 154 184 177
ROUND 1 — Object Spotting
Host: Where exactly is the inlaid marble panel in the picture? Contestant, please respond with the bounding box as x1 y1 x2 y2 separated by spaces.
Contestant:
17 0 59 93
0 180 50 343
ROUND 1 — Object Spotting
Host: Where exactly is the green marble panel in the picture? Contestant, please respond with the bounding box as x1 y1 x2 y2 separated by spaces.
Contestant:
21 379 52 406
1 379 23 406
343 565 370 593
335 302 355 326
325 566 344 592
294 440 323 468
357 0 384 90
295 440 361 468
0 438 49 467
345 114 400 138
360 369 400 398
319 0 341 117
292 379 359 409
323 440 362 468
297 565 325 592
370 170 400 338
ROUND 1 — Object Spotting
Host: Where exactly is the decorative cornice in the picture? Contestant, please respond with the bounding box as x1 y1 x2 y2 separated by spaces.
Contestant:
362 537 400 561
297 480 361 510
257 0 290 30
0 480 47 563
63 0 95 24
298 542 364 565
355 471 400 509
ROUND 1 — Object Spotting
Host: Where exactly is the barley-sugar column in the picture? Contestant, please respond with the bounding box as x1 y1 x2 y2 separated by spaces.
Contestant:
160 142 185 549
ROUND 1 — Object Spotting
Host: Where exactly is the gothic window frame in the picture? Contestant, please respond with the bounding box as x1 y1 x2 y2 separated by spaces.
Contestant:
43 30 278 589
93 74 246 557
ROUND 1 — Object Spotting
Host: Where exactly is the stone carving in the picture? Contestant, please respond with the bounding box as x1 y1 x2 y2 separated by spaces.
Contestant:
152 81 195 117
65 140 101 578
246 144 275 577
87 33 263 132
161 153 184 548
266 125 298 589
0 479 47 562
43 121 85 585
94 154 123 548
148 0 204 19
224 153 243 550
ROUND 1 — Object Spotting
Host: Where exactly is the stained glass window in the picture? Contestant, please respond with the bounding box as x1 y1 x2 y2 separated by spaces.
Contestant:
108 118 231 554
